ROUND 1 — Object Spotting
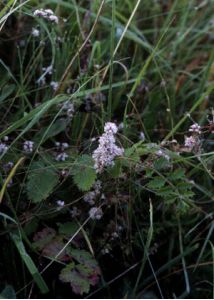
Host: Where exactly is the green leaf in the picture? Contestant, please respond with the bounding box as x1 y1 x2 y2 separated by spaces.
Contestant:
34 118 69 144
24 218 39 236
59 263 90 295
0 84 16 103
109 159 122 178
69 249 101 278
153 157 170 170
147 177 166 189
26 161 59 203
0 285 16 299
59 249 101 294
33 228 71 261
33 227 56 250
58 222 79 237
71 155 96 191
10 232 49 294
169 168 185 181
42 237 70 261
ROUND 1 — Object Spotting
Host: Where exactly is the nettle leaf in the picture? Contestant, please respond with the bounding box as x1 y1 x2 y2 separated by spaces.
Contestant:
58 222 79 237
70 249 101 282
26 161 59 203
42 237 71 262
69 249 98 268
33 228 56 250
153 157 170 170
59 263 90 295
147 177 166 189
59 250 101 295
169 168 185 181
33 228 71 261
71 155 96 191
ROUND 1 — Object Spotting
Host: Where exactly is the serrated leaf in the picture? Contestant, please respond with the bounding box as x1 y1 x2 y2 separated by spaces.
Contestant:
58 222 79 237
147 177 166 189
169 168 185 180
69 249 101 277
59 249 101 294
33 228 56 250
42 237 71 262
26 161 59 203
33 228 72 261
71 155 96 191
153 157 170 170
59 263 90 295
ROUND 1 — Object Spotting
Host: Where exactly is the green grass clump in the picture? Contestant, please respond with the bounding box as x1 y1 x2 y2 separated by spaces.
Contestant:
0 0 214 298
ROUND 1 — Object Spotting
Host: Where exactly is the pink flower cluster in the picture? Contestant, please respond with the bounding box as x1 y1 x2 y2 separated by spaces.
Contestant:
92 122 124 173
184 122 201 151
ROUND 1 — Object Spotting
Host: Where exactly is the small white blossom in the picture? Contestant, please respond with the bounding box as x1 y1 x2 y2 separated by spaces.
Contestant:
32 28 40 37
55 152 68 161
3 136 9 142
37 65 53 86
156 149 170 161
70 206 80 218
23 140 34 153
56 200 64 207
42 65 53 75
111 232 119 239
61 101 75 118
83 191 96 205
92 122 124 173
101 247 110 255
48 15 58 23
33 8 58 24
189 123 201 134
34 9 47 17
0 143 8 155
139 131 145 141
44 9 54 15
184 136 197 149
55 142 69 151
83 180 102 205
89 207 103 220
37 77 46 86
118 122 124 131
50 81 59 91
104 122 118 134
62 142 69 149
93 180 102 195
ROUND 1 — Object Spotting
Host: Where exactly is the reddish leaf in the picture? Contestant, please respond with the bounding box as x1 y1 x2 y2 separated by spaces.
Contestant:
42 237 71 262
33 228 56 250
